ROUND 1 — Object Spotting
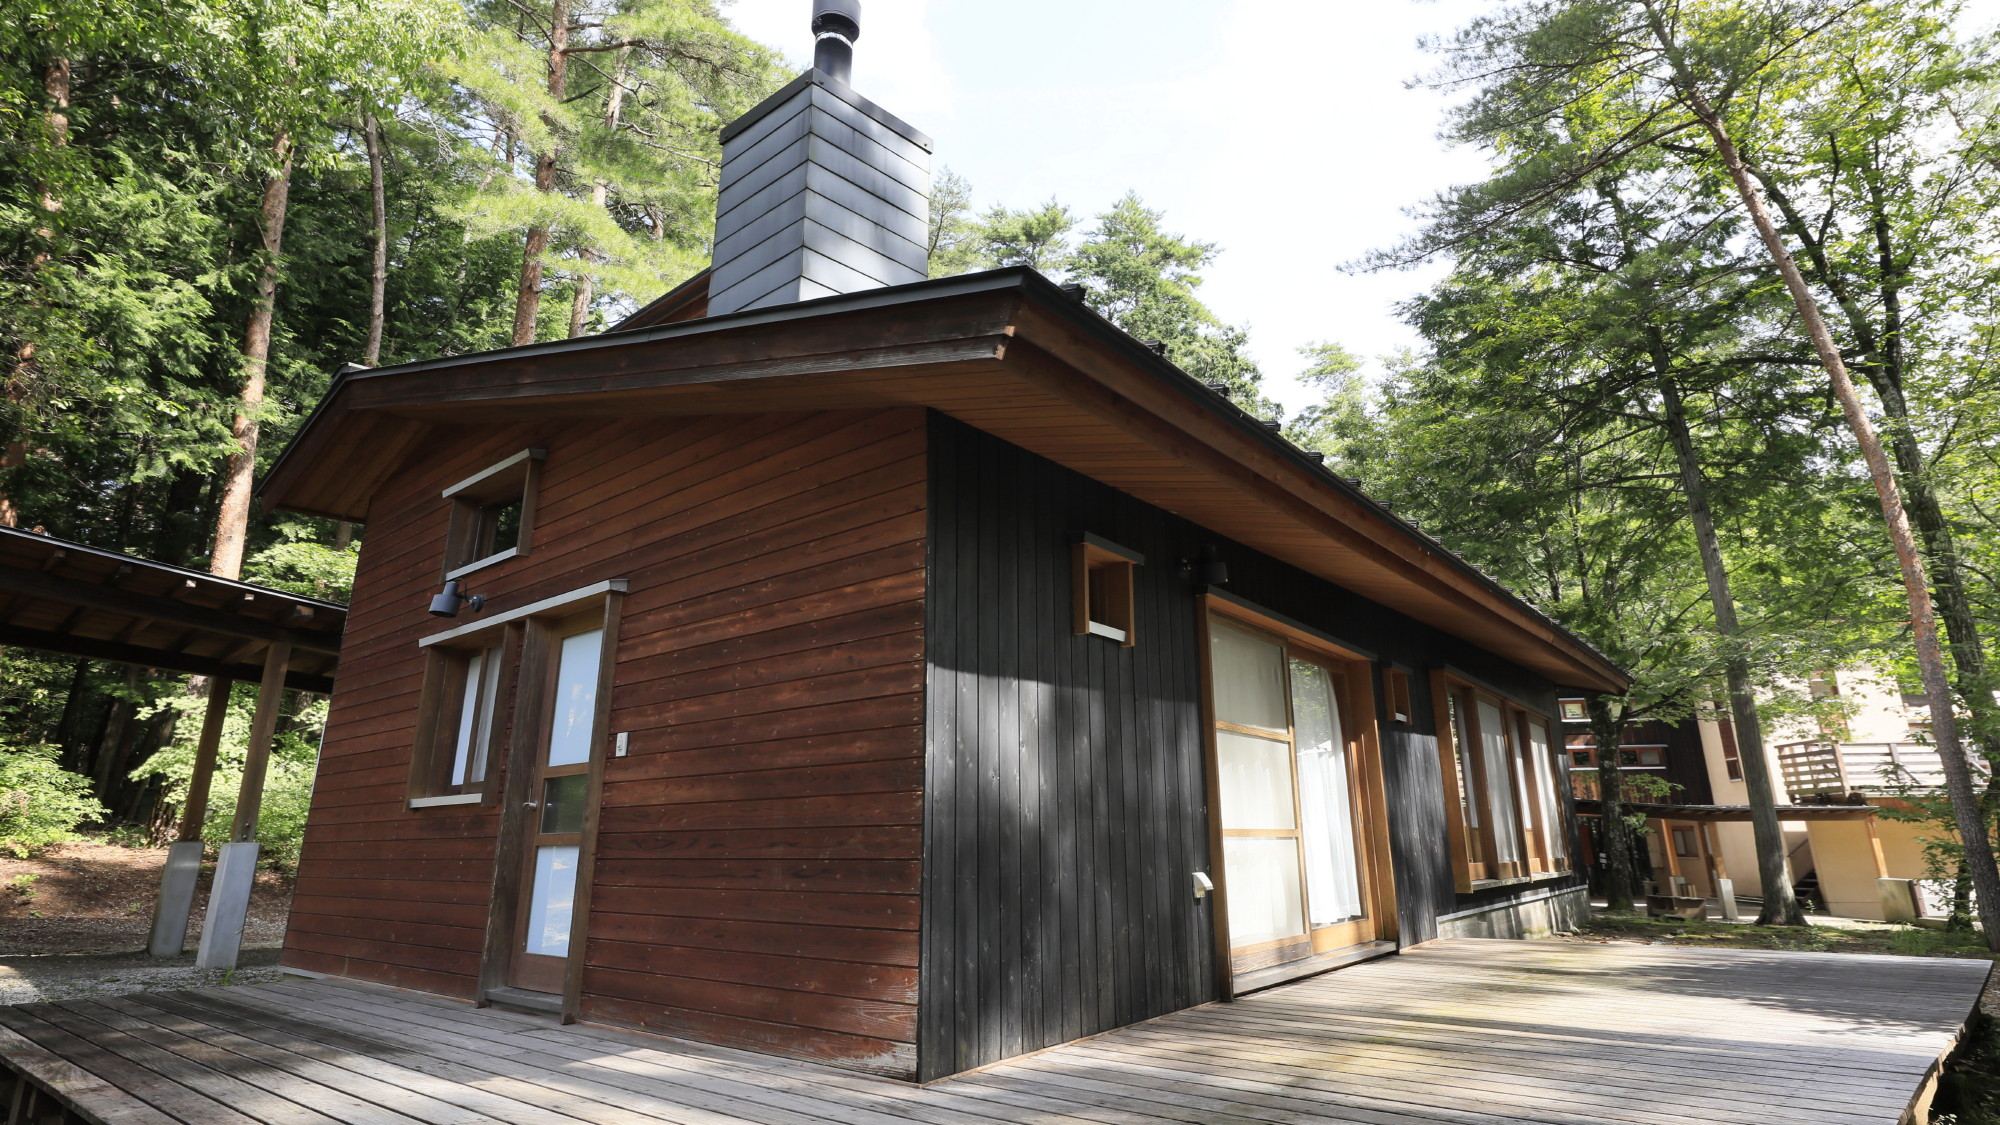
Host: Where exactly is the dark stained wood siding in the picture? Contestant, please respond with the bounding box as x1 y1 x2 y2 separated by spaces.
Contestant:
284 407 927 1078
919 416 1575 1077
920 414 1215 1080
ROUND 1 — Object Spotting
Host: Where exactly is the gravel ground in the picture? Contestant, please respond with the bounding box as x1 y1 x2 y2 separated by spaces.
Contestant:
0 946 288 1005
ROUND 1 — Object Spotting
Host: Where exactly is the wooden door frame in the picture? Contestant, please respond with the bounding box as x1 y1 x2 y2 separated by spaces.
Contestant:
1197 594 1398 998
474 582 624 1022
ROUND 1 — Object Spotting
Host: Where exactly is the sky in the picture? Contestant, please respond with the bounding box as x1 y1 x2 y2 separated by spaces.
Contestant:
722 0 2000 417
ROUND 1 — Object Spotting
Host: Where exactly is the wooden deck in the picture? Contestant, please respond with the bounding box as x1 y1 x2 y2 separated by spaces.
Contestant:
0 938 1987 1124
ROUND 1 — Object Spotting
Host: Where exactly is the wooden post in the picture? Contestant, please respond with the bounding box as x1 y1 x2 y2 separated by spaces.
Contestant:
179 676 232 841
230 642 290 842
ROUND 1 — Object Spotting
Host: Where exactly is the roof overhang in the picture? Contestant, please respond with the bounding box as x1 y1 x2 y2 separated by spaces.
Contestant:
0 528 345 692
1577 800 1878 822
260 268 1627 693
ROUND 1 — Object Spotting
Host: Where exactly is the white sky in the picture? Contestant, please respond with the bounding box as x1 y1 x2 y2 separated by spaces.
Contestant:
722 0 2000 417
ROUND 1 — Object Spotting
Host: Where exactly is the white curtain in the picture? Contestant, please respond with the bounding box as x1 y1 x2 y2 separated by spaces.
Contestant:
1292 660 1363 924
1477 698 1522 863
1527 717 1565 861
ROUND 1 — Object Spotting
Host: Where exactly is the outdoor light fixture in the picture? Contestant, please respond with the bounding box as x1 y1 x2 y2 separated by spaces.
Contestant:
1179 545 1230 587
427 578 485 619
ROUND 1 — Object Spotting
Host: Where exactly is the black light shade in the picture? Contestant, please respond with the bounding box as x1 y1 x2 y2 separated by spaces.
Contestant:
428 578 484 618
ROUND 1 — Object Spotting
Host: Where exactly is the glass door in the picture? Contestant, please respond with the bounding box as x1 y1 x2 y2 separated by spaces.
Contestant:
507 621 604 994
1209 614 1379 976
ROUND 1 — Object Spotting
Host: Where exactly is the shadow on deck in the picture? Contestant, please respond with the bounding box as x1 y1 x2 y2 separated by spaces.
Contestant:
0 938 1987 1124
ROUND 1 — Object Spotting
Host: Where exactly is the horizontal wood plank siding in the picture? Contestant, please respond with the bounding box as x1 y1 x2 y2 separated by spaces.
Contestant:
284 407 926 1078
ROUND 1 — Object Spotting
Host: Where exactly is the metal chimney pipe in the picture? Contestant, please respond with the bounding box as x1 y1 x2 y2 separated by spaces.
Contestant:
812 0 861 83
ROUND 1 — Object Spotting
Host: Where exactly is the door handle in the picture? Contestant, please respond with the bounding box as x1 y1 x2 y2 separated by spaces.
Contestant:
1192 871 1214 901
523 800 540 811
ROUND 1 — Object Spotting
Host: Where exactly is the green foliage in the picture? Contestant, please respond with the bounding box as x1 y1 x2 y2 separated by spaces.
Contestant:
0 746 105 857
132 691 324 872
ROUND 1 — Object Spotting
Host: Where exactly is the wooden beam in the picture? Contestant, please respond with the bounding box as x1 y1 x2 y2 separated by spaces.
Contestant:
230 643 291 842
0 624 333 693
0 569 338 655
180 677 233 842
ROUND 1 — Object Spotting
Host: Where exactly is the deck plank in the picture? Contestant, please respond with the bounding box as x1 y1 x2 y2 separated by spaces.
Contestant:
0 939 1986 1125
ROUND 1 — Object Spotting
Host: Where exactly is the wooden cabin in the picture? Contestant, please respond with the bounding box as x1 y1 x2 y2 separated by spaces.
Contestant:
258 4 1627 1083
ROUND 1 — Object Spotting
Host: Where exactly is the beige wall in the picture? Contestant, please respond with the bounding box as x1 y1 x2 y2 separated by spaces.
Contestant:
1804 818 1889 919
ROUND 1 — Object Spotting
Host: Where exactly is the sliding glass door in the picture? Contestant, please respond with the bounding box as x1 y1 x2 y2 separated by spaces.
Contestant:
1209 614 1379 975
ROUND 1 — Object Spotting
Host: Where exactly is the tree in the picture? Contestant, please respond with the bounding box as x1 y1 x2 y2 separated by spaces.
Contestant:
450 0 780 345
1068 193 1276 416
1414 0 2000 943
1285 343 1374 476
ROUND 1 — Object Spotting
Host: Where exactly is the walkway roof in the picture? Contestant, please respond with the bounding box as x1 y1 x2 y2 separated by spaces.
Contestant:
0 527 344 692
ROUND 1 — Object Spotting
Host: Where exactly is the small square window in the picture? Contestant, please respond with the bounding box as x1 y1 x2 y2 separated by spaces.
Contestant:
443 449 543 578
1559 699 1588 722
411 642 506 801
1072 534 1142 646
1384 668 1412 724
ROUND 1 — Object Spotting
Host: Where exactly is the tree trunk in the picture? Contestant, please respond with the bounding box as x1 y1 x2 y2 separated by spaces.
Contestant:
362 112 388 367
511 0 570 347
567 47 632 340
1643 2 2000 946
1656 370 1804 924
1750 156 2000 812
1589 696 1639 912
91 667 142 800
2 55 72 528
209 133 296 581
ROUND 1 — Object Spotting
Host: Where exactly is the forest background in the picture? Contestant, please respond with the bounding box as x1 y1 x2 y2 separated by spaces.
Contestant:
0 0 1995 918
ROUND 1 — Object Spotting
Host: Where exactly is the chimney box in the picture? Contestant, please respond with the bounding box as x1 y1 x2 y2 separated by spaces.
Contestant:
708 3 932 315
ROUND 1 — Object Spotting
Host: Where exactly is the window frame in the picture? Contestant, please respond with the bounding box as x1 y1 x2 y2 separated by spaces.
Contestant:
408 633 516 807
1071 533 1142 647
442 448 545 581
1429 669 1572 891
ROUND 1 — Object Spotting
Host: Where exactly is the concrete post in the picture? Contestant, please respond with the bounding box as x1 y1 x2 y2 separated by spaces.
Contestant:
196 643 288 971
147 840 206 956
148 675 232 958
195 841 260 969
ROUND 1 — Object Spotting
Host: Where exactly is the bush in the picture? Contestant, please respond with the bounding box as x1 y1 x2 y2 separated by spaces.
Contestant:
0 746 107 856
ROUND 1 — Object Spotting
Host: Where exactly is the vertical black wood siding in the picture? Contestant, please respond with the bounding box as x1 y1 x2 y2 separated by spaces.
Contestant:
919 413 1571 1077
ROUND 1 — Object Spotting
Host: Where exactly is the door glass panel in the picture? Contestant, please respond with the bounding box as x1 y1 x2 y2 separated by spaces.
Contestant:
524 844 579 956
1209 619 1288 731
546 628 603 767
1291 660 1364 925
1477 698 1522 863
540 774 588 834
1224 837 1306 945
1216 730 1296 830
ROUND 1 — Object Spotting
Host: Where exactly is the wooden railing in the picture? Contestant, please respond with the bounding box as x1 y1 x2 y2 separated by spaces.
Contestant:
1775 740 1969 799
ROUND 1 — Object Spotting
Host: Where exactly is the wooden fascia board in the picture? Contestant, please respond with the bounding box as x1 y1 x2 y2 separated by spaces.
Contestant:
1001 325 1624 693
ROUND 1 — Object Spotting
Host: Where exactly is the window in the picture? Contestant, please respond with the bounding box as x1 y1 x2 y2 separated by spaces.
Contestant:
1719 719 1743 782
1559 698 1588 723
1431 670 1572 887
1384 668 1412 724
410 640 508 803
1671 826 1698 859
443 449 544 578
1072 533 1141 646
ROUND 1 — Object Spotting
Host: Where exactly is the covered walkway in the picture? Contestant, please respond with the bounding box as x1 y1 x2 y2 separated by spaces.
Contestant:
0 527 345 969
0 938 1987 1124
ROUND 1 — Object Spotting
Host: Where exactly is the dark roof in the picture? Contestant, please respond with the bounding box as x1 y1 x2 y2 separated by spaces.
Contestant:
0 527 344 692
259 267 1627 693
